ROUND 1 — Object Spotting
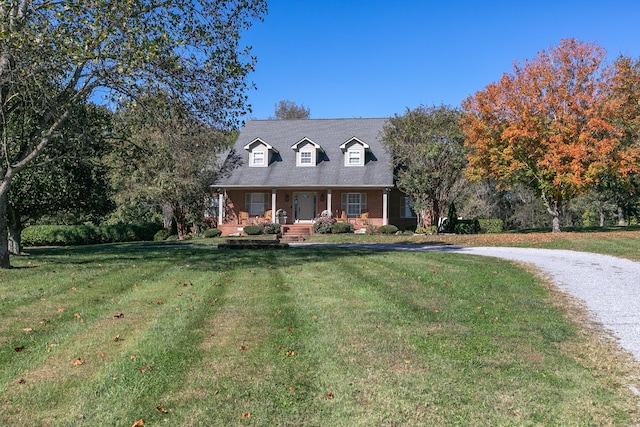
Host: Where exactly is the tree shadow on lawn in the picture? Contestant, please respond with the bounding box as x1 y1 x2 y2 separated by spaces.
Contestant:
19 241 458 272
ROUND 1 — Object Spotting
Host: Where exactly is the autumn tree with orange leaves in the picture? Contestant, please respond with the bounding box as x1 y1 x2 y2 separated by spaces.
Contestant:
461 39 640 232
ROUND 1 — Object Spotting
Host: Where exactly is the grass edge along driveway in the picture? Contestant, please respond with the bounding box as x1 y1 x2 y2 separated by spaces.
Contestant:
1 242 639 426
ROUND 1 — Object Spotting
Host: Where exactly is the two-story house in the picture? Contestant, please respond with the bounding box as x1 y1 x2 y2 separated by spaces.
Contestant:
212 118 415 236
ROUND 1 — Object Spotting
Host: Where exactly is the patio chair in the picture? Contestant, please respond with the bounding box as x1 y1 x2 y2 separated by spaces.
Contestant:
238 211 249 225
336 210 347 223
356 211 369 225
263 210 272 223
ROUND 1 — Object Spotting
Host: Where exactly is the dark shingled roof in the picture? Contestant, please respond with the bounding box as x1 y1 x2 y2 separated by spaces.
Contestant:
215 118 393 188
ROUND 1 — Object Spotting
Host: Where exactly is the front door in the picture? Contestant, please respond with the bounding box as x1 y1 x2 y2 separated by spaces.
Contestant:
294 192 316 222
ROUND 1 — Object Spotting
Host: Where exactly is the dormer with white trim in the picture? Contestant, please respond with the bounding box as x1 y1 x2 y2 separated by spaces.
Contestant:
339 137 369 167
291 137 324 167
244 138 278 167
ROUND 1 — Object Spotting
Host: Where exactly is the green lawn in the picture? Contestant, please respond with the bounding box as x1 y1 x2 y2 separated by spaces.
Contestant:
1 239 639 425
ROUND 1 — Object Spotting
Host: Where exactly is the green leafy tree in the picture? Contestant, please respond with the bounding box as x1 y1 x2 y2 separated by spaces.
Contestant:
0 0 266 267
271 100 311 120
109 94 233 239
382 105 467 227
8 103 114 254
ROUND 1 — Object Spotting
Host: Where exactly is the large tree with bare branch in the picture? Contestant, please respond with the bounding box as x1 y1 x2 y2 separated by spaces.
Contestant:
0 0 266 267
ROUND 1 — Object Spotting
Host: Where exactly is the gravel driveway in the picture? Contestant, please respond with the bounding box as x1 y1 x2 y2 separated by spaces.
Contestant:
298 243 640 361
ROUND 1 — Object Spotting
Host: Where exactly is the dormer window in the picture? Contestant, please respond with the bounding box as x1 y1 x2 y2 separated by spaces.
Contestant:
340 137 369 167
300 151 313 164
244 138 278 167
252 151 265 166
291 137 323 167
347 149 361 165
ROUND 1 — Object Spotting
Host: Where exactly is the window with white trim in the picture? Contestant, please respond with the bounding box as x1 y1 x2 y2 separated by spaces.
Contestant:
252 150 265 166
299 150 313 165
400 197 416 218
245 192 269 216
347 149 362 165
341 193 367 216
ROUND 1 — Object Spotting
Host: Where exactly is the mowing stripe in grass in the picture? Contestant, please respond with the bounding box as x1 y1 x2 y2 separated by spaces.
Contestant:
1 244 639 425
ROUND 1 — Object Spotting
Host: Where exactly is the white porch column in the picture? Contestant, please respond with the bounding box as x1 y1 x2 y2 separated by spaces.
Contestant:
327 189 332 215
382 188 389 225
271 188 277 223
218 190 224 225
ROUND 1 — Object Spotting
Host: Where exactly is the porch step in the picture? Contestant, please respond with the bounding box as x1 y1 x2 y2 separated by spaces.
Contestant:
280 224 312 242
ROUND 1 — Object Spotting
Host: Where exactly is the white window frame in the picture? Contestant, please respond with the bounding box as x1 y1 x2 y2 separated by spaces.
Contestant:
345 148 364 166
245 192 269 216
251 150 265 167
298 150 314 166
341 193 367 216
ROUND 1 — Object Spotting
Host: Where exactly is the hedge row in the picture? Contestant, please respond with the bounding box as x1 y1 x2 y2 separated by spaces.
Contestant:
243 223 281 235
22 223 163 247
478 219 504 234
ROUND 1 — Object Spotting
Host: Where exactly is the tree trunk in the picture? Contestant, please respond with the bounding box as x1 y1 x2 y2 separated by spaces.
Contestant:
618 206 626 226
162 202 173 229
173 205 189 240
551 214 561 233
7 205 22 255
599 207 605 227
0 192 11 268
542 193 561 233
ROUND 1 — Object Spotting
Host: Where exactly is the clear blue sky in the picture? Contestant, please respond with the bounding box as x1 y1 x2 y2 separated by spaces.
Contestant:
241 0 640 120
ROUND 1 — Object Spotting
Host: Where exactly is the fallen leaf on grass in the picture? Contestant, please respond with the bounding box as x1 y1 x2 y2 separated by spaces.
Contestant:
113 313 124 319
326 392 334 399
285 350 295 357
157 301 164 305
241 412 250 419
239 345 247 351
155 406 168 413
14 346 25 352
113 335 121 342
71 357 84 366
16 377 25 384
74 313 82 319
23 327 35 333
57 307 65 313
131 419 144 427
138 365 153 373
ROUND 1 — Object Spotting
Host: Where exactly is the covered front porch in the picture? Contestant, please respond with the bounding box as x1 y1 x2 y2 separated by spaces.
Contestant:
213 187 391 236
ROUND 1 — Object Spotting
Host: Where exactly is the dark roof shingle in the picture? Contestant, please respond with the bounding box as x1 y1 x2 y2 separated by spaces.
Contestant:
215 118 393 188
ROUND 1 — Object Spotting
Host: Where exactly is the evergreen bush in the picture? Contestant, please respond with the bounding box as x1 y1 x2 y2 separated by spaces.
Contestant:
377 224 399 234
262 223 281 235
243 225 263 235
331 222 353 234
203 228 222 238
